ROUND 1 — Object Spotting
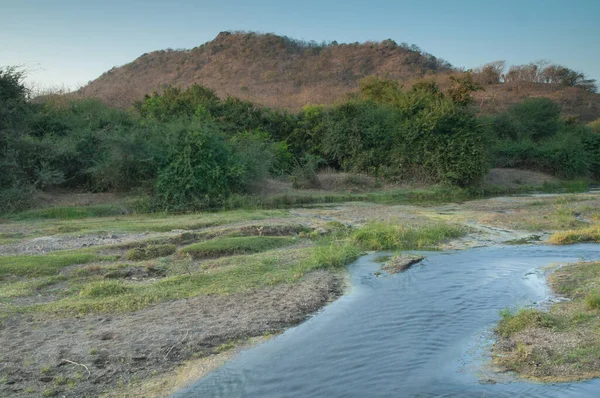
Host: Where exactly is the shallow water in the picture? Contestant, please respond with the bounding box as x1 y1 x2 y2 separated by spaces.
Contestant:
174 244 600 397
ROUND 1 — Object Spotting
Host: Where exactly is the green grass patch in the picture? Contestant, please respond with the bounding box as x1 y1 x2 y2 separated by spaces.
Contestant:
0 253 111 277
353 222 466 250
26 238 360 315
496 308 558 337
178 236 296 259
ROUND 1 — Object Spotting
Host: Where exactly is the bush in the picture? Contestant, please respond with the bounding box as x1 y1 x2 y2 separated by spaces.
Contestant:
586 292 600 310
291 154 323 189
154 120 243 210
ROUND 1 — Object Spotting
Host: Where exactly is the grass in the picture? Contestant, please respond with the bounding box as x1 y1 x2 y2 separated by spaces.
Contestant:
353 222 466 250
9 205 126 220
548 226 600 244
177 236 296 259
494 261 600 381
496 308 558 337
0 275 66 298
25 242 352 315
0 252 112 277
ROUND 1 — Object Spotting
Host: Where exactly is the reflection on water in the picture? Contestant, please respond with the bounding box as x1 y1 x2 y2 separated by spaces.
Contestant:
174 244 600 398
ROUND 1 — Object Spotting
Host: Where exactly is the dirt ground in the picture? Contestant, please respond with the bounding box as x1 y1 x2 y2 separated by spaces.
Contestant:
1 187 599 397
0 272 342 397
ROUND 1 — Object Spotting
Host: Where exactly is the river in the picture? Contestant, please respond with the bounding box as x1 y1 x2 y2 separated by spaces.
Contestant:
173 244 600 397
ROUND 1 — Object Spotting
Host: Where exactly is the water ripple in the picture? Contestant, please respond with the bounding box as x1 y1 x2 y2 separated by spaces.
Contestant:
174 244 600 398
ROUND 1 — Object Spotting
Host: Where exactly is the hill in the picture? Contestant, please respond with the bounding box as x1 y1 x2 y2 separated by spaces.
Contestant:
76 31 600 120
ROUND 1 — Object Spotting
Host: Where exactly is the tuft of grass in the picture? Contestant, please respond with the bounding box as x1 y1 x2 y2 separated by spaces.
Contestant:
548 226 600 245
353 222 466 250
496 308 558 337
126 244 176 261
309 241 362 269
585 292 600 310
79 280 132 298
177 236 296 259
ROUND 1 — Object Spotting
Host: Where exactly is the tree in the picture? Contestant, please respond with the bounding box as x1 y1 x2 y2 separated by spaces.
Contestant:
447 72 483 106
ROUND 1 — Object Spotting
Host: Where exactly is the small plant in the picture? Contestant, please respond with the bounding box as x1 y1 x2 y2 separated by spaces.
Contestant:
54 376 67 386
585 292 600 310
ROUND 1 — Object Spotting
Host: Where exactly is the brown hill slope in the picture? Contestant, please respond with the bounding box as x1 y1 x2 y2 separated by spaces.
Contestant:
77 31 600 120
76 31 451 108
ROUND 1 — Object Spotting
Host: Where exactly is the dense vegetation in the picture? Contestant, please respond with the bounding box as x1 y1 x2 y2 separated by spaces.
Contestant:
1 66 599 214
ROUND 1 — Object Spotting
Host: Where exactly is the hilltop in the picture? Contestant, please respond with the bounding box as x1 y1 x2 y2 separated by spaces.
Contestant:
75 31 600 120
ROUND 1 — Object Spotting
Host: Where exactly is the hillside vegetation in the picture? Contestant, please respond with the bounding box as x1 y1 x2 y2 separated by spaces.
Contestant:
74 32 600 121
2 65 600 215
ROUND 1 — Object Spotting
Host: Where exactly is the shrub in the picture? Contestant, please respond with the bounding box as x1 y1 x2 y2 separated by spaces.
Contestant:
291 154 323 189
586 292 600 310
153 120 243 210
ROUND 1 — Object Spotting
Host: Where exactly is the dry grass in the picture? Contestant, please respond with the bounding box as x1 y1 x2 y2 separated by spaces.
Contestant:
548 226 600 245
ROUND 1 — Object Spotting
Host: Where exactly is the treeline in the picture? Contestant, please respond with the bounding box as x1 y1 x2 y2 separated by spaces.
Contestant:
1 66 599 214
472 60 597 92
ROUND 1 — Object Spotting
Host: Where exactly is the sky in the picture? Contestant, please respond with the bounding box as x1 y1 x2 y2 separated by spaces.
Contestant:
2 0 599 91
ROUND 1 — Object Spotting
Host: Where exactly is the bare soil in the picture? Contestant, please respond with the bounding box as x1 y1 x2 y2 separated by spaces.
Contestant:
0 271 342 397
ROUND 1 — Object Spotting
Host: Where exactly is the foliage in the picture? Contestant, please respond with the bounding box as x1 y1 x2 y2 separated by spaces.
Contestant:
485 98 599 179
153 120 243 210
2 62 598 215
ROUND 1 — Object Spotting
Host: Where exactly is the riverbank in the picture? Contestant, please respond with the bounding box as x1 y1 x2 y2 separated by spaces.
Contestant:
493 259 600 382
1 189 600 396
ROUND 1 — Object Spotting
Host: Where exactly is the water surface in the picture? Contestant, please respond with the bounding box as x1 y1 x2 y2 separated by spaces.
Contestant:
174 244 600 397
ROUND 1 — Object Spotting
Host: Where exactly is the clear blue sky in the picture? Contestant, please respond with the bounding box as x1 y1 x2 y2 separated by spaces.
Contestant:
2 0 599 90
